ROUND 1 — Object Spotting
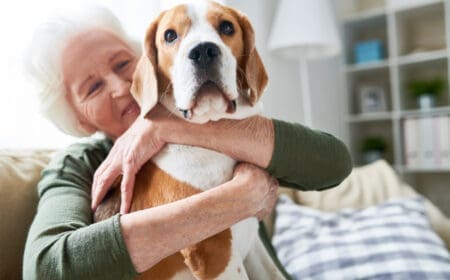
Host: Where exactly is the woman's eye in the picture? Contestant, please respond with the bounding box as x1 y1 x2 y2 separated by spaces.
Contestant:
219 20 234 36
115 60 130 71
164 29 178 43
88 81 103 95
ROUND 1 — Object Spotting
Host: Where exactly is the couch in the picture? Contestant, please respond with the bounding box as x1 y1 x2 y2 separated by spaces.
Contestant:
1 149 449 279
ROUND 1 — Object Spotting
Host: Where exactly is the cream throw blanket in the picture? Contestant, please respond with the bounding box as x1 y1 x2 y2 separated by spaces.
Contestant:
280 160 450 250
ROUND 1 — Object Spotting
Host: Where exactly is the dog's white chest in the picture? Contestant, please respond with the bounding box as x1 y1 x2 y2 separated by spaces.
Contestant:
152 144 236 190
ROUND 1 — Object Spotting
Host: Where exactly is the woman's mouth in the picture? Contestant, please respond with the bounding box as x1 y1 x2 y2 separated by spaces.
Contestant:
122 100 140 118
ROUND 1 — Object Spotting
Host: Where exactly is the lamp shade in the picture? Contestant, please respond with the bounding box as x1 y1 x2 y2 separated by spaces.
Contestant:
268 0 341 60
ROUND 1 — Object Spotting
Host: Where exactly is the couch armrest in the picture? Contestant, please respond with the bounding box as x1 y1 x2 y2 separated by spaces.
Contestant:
0 149 53 280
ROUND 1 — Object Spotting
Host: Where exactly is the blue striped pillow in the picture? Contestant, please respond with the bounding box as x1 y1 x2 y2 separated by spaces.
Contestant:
273 195 450 280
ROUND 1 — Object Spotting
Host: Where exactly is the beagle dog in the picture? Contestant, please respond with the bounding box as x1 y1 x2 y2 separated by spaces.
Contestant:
95 1 268 279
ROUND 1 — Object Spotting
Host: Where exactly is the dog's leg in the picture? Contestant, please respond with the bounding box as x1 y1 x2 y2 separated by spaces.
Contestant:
210 217 259 280
231 217 259 258
213 247 249 280
207 217 259 280
180 228 248 280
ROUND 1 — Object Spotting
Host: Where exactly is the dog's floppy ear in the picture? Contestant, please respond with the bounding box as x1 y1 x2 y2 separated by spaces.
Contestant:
237 12 268 106
131 18 160 118
131 55 157 118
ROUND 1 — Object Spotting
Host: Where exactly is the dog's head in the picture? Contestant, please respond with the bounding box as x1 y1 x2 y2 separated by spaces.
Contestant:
131 0 268 123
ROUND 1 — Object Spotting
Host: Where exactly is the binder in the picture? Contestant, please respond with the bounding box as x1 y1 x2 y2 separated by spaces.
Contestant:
436 116 450 168
418 117 436 168
404 118 419 168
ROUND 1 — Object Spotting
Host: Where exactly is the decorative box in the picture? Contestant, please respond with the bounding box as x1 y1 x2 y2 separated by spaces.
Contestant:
354 40 384 64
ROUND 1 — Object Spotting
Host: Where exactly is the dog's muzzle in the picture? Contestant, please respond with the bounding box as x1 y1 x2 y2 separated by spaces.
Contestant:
188 42 221 69
177 42 237 120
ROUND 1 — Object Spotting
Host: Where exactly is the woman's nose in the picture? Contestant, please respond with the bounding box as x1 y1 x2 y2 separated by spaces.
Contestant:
110 74 131 98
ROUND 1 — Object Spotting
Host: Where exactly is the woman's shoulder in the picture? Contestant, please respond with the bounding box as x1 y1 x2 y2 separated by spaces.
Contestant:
54 134 112 161
38 135 113 196
44 134 112 175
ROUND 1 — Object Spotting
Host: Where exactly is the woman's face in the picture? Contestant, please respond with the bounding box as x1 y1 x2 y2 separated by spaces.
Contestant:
62 28 140 139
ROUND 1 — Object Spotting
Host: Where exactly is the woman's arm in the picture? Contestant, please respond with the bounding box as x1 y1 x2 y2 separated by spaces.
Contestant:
163 115 352 190
92 104 352 213
122 163 278 272
23 140 277 278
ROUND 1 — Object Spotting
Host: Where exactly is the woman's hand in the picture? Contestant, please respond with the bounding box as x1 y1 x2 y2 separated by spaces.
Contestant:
232 163 279 220
120 163 278 273
91 104 173 214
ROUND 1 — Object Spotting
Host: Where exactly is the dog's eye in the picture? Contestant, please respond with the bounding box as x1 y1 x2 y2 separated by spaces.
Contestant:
219 21 234 36
164 29 178 43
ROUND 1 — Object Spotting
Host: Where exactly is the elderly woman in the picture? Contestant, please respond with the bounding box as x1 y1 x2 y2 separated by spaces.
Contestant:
23 5 351 280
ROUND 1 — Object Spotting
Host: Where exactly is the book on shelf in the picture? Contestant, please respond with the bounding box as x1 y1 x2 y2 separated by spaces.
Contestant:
436 116 450 167
403 115 450 169
418 117 436 168
404 118 420 167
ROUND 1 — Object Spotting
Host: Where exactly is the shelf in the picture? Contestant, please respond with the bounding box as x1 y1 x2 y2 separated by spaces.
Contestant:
346 112 394 122
395 1 446 56
347 67 392 114
343 9 388 65
346 107 450 122
346 49 448 71
348 120 394 166
343 7 386 24
397 49 448 66
400 106 450 118
398 166 450 174
391 0 444 14
346 59 390 73
342 0 444 18
398 57 449 110
339 0 450 215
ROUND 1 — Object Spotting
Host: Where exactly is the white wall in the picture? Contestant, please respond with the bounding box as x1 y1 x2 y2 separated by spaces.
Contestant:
309 57 346 141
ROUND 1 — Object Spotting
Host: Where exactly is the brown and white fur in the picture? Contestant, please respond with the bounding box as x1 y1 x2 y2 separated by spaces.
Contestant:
94 1 268 279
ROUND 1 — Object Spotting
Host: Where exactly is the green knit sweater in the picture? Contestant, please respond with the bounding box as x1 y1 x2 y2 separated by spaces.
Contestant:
23 119 352 279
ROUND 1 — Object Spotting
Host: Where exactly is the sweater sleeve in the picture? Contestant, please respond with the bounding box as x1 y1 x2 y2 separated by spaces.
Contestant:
266 119 352 191
23 138 138 280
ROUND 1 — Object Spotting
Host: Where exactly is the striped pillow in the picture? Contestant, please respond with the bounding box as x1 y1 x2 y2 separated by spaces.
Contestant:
273 195 450 280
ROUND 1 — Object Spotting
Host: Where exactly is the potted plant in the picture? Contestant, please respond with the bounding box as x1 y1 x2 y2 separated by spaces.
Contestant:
408 78 445 110
361 137 387 164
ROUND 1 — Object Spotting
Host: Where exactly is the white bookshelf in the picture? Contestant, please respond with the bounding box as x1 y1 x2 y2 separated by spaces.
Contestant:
338 0 450 213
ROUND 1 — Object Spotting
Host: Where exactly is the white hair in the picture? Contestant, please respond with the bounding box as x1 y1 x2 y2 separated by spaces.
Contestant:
23 5 141 137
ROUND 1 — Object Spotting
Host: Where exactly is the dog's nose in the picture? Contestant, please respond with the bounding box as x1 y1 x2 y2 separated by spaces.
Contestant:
188 42 221 68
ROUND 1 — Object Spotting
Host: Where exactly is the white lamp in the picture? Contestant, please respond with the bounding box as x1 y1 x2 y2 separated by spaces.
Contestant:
268 0 341 126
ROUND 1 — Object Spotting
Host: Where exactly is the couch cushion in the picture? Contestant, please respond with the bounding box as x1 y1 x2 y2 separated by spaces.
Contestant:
273 195 450 279
0 149 53 280
295 160 450 250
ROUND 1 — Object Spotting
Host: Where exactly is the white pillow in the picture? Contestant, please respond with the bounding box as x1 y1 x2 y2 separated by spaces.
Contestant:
273 195 450 280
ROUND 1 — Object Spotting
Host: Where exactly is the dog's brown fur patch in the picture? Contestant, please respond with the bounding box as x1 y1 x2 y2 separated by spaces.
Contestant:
94 161 232 280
